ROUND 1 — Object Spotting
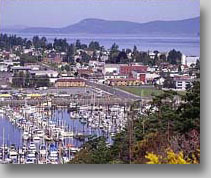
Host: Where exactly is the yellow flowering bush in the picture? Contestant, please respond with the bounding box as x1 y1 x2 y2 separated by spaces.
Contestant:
145 153 161 164
145 149 199 164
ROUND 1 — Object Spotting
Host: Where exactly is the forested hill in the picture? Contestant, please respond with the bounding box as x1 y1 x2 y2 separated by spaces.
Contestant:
7 17 200 35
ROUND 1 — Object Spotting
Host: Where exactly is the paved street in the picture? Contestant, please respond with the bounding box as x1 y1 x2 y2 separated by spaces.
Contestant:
84 80 141 101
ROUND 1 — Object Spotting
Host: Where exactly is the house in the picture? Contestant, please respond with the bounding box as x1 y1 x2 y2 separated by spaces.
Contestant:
104 73 127 81
181 54 186 65
173 75 193 90
103 64 123 75
11 66 32 74
89 60 105 69
44 52 63 64
55 78 85 88
88 72 104 81
154 77 165 86
148 51 156 59
77 69 93 78
0 59 20 67
0 64 8 72
29 70 58 78
53 55 63 64
186 56 200 67
23 49 33 54
145 73 160 84
106 78 141 86
24 64 40 71
131 70 146 84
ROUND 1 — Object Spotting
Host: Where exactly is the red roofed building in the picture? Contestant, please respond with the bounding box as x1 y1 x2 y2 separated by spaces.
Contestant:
77 69 93 77
119 65 148 76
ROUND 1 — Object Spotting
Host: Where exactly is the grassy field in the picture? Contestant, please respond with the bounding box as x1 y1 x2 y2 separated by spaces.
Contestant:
118 86 186 97
118 87 163 97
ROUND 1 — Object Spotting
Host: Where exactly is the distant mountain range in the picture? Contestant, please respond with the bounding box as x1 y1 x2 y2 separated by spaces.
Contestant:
2 17 200 35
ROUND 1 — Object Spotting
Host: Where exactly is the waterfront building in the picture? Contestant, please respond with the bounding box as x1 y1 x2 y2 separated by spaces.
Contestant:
106 78 141 86
55 78 85 87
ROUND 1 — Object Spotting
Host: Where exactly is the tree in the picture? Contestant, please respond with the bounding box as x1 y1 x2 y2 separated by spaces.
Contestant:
35 75 50 87
163 76 176 89
32 36 40 49
81 51 91 63
178 65 182 73
111 43 119 52
106 43 120 64
46 43 53 50
88 41 100 50
26 40 32 49
24 72 31 87
12 71 25 88
20 54 38 65
66 44 75 63
69 136 111 164
75 39 81 49
160 54 167 62
176 81 200 133
64 65 70 72
195 59 200 70
167 49 182 65
53 38 69 52
40 37 47 48
117 51 128 63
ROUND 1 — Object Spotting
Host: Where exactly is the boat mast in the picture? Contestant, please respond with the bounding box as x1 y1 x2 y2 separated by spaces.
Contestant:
3 127 5 161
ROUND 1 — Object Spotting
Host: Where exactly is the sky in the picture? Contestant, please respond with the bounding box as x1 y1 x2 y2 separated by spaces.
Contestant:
0 0 200 28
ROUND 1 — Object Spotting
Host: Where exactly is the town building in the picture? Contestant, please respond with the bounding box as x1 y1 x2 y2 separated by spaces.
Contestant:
104 73 127 81
55 78 85 88
77 69 93 78
131 70 146 84
11 66 32 74
0 64 8 72
29 70 58 78
145 73 160 84
186 56 200 67
173 75 193 90
119 65 148 76
106 78 141 86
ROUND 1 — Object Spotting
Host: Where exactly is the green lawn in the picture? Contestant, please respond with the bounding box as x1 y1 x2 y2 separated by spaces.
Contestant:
118 87 163 97
118 87 186 97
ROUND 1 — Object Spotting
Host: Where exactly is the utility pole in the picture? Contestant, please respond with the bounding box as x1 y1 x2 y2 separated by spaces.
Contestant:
128 104 134 164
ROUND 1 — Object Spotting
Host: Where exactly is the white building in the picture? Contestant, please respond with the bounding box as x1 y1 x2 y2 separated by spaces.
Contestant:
0 64 8 72
149 51 156 59
181 54 186 65
104 73 127 81
89 60 105 68
103 64 120 75
173 76 193 90
186 56 200 67
29 70 58 78
145 73 160 83
155 77 165 86
23 49 33 54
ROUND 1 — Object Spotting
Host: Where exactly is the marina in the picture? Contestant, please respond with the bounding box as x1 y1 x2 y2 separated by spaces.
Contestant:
0 99 132 164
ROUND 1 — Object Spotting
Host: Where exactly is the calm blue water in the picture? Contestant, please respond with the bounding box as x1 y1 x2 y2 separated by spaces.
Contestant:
5 33 200 56
0 114 23 147
0 109 109 148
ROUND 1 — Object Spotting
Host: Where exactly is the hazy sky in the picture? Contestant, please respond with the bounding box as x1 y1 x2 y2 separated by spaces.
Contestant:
0 0 200 28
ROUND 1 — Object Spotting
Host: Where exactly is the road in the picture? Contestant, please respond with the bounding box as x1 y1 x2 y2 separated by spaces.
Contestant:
84 80 141 101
